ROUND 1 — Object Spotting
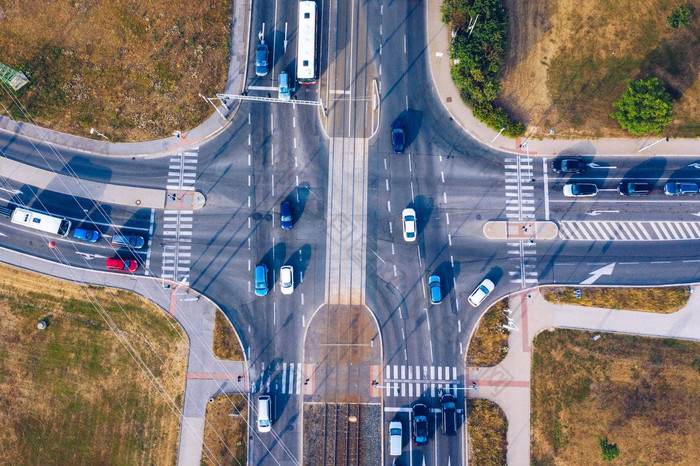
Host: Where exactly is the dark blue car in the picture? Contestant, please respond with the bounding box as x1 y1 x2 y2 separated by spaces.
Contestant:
391 120 405 153
280 201 293 230
73 227 100 243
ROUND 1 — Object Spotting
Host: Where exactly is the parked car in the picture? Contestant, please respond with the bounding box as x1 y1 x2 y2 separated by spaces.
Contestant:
429 275 442 304
255 43 269 77
280 201 293 230
468 278 495 307
402 208 416 242
254 263 269 297
106 258 138 272
112 234 145 249
412 403 429 446
280 265 294 295
563 183 598 197
391 120 405 154
618 181 652 196
551 158 586 174
664 181 698 196
440 393 457 436
73 227 100 243
278 71 291 101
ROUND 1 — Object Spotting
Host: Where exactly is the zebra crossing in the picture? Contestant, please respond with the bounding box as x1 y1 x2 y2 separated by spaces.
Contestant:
161 150 198 284
382 365 460 399
560 220 700 241
504 157 536 220
507 242 538 285
254 362 305 395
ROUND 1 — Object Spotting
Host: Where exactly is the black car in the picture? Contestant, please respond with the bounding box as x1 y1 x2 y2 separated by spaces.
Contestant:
391 120 405 154
551 158 587 174
618 181 653 196
412 403 428 446
440 393 457 436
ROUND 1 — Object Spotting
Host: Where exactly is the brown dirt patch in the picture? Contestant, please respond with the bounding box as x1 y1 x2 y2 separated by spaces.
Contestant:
0 262 188 464
0 0 231 142
498 0 700 138
201 394 248 465
213 309 244 361
541 286 690 313
531 329 700 464
467 298 510 367
466 399 508 465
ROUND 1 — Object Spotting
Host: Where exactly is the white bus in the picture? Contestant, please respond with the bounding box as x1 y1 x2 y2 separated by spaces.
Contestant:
296 1 317 84
11 208 72 237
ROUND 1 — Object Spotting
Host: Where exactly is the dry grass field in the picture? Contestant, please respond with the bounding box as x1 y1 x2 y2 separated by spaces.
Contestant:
213 309 244 361
0 0 231 142
531 329 700 465
467 298 510 367
542 286 690 313
201 394 248 466
498 0 700 138
0 263 187 464
466 399 508 465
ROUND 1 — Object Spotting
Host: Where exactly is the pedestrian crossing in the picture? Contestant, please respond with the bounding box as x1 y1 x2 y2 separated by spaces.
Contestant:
161 150 198 284
254 362 305 395
382 365 460 399
504 157 539 286
560 220 700 241
507 242 539 284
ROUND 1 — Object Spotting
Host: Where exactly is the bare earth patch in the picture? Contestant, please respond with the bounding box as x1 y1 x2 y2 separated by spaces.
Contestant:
466 399 508 465
213 309 244 361
201 394 248 465
467 298 510 367
541 286 690 313
531 329 700 464
497 0 700 138
0 0 231 142
0 263 187 464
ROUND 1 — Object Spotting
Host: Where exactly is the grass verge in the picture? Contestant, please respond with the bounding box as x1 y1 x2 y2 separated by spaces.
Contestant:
201 394 248 465
541 286 690 313
531 329 700 464
467 298 510 367
213 309 244 361
0 262 187 464
0 0 232 142
466 399 508 465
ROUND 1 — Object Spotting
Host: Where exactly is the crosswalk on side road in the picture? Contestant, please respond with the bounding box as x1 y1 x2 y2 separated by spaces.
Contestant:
381 364 460 399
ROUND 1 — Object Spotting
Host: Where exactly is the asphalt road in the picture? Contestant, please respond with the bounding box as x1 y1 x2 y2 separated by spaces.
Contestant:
3 0 700 465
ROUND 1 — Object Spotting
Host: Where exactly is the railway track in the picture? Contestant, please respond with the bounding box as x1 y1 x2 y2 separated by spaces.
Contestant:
318 403 362 466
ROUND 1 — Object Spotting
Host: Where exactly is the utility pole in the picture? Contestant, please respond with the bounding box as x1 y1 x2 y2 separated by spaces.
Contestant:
0 62 29 91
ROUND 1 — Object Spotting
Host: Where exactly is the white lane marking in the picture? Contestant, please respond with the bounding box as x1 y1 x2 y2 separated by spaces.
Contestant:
543 158 550 220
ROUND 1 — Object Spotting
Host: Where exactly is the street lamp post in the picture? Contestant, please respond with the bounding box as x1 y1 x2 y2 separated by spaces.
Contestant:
491 125 507 143
89 128 108 140
638 136 669 152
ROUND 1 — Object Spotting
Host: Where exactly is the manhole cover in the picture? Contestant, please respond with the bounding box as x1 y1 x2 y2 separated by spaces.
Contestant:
251 212 263 221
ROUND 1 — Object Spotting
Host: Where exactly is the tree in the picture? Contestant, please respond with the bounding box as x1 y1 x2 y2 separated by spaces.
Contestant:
667 5 692 29
598 437 620 461
610 77 673 135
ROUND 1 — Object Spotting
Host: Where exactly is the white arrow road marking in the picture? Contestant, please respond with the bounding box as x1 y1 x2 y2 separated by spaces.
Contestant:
75 252 108 260
580 262 616 285
586 210 620 216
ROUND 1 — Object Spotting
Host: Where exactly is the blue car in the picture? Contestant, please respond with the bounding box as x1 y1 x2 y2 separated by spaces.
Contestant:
391 120 405 153
255 44 269 77
73 227 100 243
112 234 145 249
280 201 293 230
429 275 442 304
254 263 269 297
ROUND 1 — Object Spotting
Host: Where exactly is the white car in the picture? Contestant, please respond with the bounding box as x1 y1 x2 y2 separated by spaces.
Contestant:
280 265 294 294
563 183 598 197
468 278 495 307
402 208 417 242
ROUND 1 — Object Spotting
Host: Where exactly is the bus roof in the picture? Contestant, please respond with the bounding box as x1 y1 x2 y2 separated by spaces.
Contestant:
296 1 317 82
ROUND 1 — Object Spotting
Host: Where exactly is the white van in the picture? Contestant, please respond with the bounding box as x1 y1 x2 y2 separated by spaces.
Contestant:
389 420 402 456
279 71 291 101
257 395 272 432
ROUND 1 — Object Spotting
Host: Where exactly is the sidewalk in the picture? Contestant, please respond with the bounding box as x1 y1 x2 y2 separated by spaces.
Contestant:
0 246 249 466
0 0 250 159
425 0 700 157
466 288 700 465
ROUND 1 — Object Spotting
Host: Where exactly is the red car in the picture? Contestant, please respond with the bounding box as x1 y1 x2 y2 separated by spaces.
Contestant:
106 258 138 273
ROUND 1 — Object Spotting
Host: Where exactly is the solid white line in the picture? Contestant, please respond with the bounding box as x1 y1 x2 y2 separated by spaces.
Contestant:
542 158 550 220
247 85 278 91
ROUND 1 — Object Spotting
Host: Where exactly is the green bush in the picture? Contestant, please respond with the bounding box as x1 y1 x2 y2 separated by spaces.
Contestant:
667 5 692 29
442 0 525 136
598 437 620 461
610 77 673 135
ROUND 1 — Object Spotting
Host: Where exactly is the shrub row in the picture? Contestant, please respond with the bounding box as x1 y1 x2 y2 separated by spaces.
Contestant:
442 0 525 137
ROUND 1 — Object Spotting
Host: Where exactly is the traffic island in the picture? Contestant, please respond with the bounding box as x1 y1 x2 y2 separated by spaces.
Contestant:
483 220 559 240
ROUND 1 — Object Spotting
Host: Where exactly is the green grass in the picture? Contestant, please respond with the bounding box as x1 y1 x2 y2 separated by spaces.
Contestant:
212 310 244 361
541 286 690 313
466 399 508 465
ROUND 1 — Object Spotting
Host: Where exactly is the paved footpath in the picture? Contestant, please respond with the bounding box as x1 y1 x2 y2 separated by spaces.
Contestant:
425 0 700 157
0 246 249 466
466 288 700 465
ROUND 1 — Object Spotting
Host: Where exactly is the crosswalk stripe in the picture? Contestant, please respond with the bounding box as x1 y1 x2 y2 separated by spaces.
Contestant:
281 362 288 394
